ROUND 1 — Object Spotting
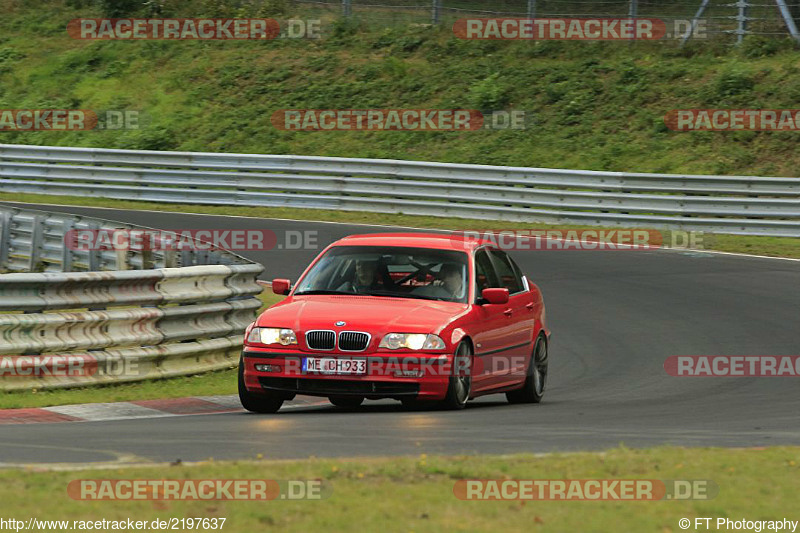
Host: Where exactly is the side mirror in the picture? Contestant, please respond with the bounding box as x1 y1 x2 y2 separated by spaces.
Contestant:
271 278 291 295
481 288 509 305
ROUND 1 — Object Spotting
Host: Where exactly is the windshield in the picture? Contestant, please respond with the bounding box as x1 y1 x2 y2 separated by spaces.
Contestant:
293 245 469 303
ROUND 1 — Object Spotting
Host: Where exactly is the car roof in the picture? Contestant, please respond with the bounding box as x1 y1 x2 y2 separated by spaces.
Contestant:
331 232 489 251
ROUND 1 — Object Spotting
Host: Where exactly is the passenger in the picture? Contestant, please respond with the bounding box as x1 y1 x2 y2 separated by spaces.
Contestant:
414 263 464 300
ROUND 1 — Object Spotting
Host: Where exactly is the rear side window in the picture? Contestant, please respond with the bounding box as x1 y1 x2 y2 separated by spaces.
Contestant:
488 250 524 294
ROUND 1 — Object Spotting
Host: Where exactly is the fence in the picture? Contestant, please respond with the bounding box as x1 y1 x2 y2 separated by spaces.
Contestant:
298 0 800 44
0 204 264 391
1 143 798 237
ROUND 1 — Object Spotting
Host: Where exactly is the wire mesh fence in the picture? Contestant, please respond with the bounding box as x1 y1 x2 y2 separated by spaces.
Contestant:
292 0 800 44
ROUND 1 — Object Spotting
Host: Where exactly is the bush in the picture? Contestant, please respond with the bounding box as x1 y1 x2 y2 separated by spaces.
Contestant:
468 73 510 110
712 69 755 101
115 127 178 151
95 0 142 17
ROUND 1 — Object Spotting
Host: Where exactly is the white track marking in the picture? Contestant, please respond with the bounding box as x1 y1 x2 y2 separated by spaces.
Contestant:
44 402 172 422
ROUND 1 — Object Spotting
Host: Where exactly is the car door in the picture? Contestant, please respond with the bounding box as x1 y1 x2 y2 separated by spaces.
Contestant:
487 249 536 386
469 247 517 391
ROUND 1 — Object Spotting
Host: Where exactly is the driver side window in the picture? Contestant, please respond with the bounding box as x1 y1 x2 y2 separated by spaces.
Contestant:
488 250 524 294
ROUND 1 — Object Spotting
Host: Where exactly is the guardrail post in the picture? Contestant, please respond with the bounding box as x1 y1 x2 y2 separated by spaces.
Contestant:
61 218 74 272
142 248 154 270
0 210 11 272
88 222 101 271
180 249 192 267
628 0 637 18
162 234 178 268
527 0 537 18
432 0 441 24
342 0 351 17
28 215 43 272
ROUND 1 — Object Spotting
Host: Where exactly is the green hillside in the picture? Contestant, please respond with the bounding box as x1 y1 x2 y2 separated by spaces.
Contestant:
1 0 800 177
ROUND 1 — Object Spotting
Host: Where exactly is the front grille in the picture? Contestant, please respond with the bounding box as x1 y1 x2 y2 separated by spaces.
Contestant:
338 331 370 352
259 376 419 397
306 330 335 350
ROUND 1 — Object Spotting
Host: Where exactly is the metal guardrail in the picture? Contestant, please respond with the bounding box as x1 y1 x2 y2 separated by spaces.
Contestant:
1 143 799 237
0 205 264 391
0 204 254 274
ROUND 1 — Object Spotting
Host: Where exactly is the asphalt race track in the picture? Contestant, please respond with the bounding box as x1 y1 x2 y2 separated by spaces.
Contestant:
1 202 799 465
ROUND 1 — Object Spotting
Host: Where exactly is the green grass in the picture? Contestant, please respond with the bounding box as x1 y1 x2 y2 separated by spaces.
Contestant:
4 191 800 258
0 368 239 409
1 1 800 176
0 447 797 532
0 291 285 409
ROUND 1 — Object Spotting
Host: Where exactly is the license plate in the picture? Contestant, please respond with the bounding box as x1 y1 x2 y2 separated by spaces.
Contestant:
303 357 367 375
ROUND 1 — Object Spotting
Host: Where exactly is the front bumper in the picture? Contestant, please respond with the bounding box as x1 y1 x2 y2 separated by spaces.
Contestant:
241 349 451 400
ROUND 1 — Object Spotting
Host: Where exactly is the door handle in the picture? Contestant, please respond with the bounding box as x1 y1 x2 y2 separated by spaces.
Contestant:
503 308 513 317
525 302 534 310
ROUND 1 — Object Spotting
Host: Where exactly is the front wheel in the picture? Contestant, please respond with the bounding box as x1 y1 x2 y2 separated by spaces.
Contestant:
238 357 284 413
506 335 548 404
440 341 472 410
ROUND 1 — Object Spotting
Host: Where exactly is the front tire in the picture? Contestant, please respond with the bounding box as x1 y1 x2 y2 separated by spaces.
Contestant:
238 357 284 413
440 341 472 410
506 335 548 404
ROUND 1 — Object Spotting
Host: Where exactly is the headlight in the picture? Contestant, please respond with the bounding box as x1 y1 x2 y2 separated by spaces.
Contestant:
379 333 446 350
247 327 297 346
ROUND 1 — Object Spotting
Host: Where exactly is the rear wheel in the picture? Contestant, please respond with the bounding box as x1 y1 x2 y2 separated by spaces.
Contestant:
440 341 472 410
329 396 364 408
238 357 284 413
506 335 548 404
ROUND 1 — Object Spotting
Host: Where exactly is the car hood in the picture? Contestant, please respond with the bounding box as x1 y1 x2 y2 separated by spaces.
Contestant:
257 295 469 335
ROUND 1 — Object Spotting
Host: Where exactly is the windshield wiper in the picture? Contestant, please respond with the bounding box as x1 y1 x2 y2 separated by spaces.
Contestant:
293 289 355 296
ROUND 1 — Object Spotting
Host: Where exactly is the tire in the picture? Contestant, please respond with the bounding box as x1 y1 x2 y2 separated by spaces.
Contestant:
440 341 473 410
238 357 285 414
506 335 548 404
329 396 364 408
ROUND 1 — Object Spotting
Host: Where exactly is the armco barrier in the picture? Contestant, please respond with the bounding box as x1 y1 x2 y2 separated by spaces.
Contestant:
1 144 799 237
0 205 264 391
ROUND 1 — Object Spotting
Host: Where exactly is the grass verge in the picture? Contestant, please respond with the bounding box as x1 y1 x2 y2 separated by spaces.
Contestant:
0 447 797 532
2 193 800 259
0 292 285 410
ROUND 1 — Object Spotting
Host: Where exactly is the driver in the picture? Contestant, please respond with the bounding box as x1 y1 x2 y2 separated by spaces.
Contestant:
338 259 382 293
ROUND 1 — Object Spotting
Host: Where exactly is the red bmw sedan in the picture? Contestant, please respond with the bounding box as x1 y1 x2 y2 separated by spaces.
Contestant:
239 233 549 412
